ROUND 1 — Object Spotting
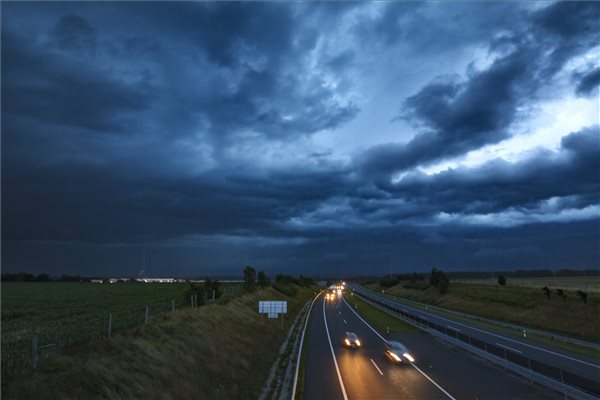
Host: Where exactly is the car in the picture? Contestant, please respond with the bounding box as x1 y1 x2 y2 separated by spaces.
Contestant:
383 340 415 364
343 331 361 348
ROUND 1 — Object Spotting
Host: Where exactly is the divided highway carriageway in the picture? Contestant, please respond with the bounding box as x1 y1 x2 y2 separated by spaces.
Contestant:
302 289 568 400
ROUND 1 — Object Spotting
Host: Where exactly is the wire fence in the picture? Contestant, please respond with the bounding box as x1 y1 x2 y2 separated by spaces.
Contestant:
1 285 242 370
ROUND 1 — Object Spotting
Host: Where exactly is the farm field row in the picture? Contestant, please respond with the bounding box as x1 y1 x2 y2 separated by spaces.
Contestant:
452 276 600 292
1 282 241 365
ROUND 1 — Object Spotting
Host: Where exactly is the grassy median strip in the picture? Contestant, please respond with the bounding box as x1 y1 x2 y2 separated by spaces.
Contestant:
344 293 420 334
372 289 600 359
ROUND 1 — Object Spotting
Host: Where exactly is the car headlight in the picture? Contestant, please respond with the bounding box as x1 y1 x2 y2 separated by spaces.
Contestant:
355 339 361 346
345 339 351 346
390 352 401 362
403 353 414 362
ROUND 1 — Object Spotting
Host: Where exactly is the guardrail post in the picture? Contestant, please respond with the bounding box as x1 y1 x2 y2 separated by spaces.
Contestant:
145 306 149 324
171 300 175 313
31 335 38 369
108 313 112 338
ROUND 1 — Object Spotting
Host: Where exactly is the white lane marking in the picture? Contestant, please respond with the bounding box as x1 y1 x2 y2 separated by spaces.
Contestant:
370 358 384 375
496 343 522 354
323 298 349 400
358 290 600 369
447 326 461 333
343 319 347 324
342 297 456 400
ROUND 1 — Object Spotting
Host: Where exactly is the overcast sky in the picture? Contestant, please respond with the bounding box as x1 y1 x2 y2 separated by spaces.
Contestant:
2 2 599 277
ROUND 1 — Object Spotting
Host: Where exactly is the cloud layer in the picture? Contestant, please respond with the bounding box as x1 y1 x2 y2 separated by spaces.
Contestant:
2 2 599 276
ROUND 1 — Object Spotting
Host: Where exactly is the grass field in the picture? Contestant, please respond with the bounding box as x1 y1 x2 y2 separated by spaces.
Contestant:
1 282 241 365
344 292 420 334
453 276 600 292
2 284 315 400
364 281 600 344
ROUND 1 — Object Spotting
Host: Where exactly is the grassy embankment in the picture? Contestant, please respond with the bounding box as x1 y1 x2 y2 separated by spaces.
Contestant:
364 280 600 354
2 284 314 400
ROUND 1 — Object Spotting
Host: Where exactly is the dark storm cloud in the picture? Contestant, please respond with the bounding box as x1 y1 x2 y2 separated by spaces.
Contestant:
359 1 600 180
51 14 97 52
382 126 600 217
2 31 151 133
2 2 598 276
575 67 600 97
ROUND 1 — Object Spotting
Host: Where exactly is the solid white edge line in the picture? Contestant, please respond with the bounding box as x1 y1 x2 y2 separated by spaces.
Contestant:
496 343 523 354
370 358 384 375
342 295 456 400
324 297 349 400
360 288 600 369
291 290 324 400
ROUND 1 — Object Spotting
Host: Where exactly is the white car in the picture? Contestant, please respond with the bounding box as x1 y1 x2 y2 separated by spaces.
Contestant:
343 331 361 348
384 340 415 364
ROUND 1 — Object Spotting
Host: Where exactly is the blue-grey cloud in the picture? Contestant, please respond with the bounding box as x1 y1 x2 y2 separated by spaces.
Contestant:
1 2 598 276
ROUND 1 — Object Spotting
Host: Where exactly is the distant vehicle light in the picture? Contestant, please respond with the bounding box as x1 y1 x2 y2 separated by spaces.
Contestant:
403 353 414 362
355 339 361 347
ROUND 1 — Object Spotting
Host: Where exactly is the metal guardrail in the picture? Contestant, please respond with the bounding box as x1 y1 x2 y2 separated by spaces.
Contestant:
291 290 324 400
353 289 600 400
372 288 600 351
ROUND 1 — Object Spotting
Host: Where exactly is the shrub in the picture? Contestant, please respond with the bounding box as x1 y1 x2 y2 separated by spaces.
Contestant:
497 275 507 286
380 276 400 288
272 284 298 297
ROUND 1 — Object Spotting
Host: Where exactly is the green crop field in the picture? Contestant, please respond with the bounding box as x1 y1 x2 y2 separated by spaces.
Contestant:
1 282 241 367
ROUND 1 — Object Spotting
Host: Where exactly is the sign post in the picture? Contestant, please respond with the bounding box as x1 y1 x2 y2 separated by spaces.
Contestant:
258 301 288 329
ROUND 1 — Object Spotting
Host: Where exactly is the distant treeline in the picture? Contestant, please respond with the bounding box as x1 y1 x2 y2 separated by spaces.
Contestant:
1 273 94 282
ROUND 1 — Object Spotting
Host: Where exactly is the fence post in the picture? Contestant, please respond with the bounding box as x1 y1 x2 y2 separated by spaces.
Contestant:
31 335 38 369
191 295 194 308
108 312 112 338
171 299 175 313
212 289 215 301
145 306 149 324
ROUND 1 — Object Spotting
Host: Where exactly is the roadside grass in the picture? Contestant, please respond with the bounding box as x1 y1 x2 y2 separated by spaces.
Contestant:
2 285 314 400
344 292 420 335
365 280 600 345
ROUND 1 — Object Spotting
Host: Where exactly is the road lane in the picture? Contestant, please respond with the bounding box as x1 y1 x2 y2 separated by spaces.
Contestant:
324 293 450 400
340 291 561 400
352 284 600 388
304 290 560 399
304 294 345 400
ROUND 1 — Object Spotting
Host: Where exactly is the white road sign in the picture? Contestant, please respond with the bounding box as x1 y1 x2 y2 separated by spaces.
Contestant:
259 300 288 318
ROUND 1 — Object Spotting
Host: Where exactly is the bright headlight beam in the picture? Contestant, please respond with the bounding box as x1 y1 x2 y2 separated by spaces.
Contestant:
403 353 414 362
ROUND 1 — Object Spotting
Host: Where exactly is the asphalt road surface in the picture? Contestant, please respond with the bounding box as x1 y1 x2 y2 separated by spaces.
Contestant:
352 284 600 390
303 291 560 399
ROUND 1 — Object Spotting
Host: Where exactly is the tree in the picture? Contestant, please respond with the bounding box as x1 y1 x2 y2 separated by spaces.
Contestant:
542 286 551 300
204 278 222 299
438 278 449 294
243 266 257 291
35 273 50 282
429 268 449 294
184 284 206 306
556 288 566 302
497 275 507 286
257 271 271 288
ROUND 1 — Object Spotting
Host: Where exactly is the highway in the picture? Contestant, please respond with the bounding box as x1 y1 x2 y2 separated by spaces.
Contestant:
303 290 560 399
352 284 600 394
